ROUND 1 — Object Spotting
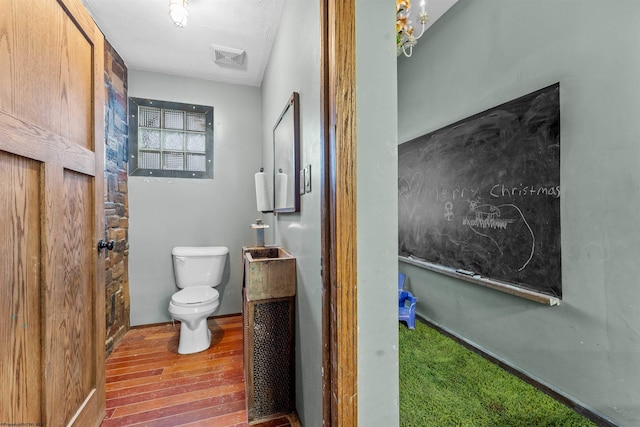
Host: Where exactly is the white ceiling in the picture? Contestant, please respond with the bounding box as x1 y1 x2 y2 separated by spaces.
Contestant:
83 0 457 88
418 0 459 33
83 0 285 87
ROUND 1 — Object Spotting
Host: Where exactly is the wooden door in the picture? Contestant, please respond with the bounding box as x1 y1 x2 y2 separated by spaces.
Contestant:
0 0 106 426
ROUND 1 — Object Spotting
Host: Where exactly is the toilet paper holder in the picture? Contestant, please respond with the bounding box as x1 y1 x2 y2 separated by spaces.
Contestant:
250 219 269 247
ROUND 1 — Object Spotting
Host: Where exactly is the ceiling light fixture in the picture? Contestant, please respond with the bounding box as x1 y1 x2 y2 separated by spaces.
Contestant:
169 0 189 28
396 0 429 57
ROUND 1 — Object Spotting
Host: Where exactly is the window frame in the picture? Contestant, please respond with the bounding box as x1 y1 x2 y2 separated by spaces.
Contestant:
128 97 214 179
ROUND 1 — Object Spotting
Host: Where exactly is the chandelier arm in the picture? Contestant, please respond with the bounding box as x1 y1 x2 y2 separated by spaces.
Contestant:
396 0 429 58
402 43 413 58
413 19 428 41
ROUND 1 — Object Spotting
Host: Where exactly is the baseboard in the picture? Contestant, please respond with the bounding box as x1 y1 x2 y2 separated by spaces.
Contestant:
416 315 619 427
130 312 242 329
211 312 243 320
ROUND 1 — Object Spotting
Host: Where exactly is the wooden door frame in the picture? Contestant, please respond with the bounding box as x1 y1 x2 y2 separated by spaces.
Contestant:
321 0 357 425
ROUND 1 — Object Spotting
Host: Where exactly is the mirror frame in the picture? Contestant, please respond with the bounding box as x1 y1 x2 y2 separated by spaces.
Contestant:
273 92 301 213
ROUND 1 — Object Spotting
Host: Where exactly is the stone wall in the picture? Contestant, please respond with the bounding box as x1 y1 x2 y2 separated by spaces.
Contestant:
104 40 130 357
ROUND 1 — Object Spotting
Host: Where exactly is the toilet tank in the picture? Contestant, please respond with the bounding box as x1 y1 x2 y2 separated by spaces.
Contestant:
172 246 229 288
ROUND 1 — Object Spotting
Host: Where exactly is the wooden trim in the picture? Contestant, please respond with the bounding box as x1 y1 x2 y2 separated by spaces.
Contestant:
322 0 358 425
92 25 107 426
40 163 64 426
56 0 101 43
0 110 96 175
320 0 332 424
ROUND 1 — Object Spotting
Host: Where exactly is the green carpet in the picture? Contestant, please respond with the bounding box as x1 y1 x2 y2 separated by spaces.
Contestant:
399 321 597 427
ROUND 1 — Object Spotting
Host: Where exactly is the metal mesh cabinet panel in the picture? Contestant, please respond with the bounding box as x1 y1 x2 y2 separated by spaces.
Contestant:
244 297 295 423
242 246 296 424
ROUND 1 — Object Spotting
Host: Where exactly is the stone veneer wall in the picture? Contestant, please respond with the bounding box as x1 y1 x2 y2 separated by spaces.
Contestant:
104 40 130 357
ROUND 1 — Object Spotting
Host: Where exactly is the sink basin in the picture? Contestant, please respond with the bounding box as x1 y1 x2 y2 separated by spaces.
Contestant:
243 246 296 301
243 246 292 261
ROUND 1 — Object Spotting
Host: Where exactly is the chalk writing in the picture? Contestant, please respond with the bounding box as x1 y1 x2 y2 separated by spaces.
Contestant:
444 202 454 221
425 186 479 202
399 172 424 220
463 201 515 229
462 216 514 229
490 183 560 198
464 200 536 271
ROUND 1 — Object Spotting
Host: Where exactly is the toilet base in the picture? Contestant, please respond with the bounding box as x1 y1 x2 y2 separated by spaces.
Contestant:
177 318 212 354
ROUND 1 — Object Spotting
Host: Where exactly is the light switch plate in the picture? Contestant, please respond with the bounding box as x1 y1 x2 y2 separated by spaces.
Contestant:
304 165 311 193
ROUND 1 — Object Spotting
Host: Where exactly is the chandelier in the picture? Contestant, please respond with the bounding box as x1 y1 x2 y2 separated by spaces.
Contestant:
169 0 189 28
396 0 429 57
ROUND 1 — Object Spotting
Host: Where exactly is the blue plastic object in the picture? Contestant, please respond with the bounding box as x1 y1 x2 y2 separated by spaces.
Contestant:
398 273 417 329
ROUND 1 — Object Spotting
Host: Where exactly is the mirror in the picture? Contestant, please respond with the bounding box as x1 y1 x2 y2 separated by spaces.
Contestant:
273 92 300 213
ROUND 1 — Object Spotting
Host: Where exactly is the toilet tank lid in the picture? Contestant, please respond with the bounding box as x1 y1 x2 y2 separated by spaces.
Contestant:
172 246 229 257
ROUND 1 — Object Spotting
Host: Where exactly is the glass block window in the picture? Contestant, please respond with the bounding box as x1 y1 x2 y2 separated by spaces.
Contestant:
129 98 214 178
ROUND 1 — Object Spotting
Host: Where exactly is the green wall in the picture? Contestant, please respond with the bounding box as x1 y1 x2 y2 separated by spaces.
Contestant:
398 1 640 425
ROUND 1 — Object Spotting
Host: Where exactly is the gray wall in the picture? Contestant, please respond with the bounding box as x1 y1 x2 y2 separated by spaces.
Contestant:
260 1 399 425
260 2 323 425
128 70 262 326
398 1 640 425
356 1 400 426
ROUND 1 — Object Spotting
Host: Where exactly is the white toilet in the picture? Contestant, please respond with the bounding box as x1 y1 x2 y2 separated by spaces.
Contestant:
169 246 229 354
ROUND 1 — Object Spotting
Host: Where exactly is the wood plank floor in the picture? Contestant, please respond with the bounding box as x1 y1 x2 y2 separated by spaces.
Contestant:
101 315 299 427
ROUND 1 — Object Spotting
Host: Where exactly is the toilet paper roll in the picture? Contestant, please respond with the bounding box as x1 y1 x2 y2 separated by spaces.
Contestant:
255 172 271 212
275 172 288 209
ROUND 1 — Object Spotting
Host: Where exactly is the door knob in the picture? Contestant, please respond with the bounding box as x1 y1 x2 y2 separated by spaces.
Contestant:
97 239 115 251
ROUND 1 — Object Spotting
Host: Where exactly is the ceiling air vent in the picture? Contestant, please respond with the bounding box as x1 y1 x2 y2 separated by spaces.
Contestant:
211 45 246 67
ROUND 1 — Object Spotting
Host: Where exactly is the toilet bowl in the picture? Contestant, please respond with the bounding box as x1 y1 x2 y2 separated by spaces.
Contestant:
169 246 228 354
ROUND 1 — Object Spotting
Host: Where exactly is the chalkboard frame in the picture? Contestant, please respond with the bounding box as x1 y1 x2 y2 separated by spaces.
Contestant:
398 83 561 305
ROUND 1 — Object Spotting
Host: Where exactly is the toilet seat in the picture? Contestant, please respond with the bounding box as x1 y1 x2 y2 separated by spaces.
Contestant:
171 286 219 307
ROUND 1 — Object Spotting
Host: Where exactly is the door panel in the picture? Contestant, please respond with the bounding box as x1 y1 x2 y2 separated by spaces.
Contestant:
43 168 97 426
0 0 105 425
0 151 42 424
1 0 93 144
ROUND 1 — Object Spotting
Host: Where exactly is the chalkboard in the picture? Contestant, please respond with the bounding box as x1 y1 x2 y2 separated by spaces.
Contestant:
398 84 561 298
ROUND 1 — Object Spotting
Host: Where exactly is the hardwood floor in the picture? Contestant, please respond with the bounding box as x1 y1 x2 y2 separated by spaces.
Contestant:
101 315 299 427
